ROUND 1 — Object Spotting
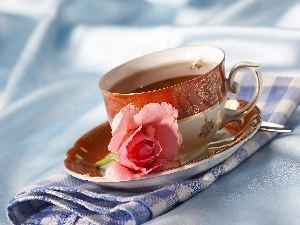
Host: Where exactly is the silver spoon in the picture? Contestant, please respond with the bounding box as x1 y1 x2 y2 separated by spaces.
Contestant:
260 121 293 133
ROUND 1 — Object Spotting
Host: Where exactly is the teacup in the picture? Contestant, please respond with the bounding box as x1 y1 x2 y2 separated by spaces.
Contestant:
99 45 262 162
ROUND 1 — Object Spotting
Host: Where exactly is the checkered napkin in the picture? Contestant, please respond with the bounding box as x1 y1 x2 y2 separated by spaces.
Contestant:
7 76 300 225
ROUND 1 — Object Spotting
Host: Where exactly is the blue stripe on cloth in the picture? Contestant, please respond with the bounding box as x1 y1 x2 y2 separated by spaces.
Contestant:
263 78 290 120
210 165 226 178
234 73 257 101
233 148 248 163
30 206 77 225
6 76 300 225
263 112 289 124
251 131 274 147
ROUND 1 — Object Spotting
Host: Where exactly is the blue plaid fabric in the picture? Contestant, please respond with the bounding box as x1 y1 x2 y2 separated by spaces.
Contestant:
7 76 300 225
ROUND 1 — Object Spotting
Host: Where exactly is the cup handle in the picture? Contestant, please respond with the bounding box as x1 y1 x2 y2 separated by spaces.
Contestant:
220 61 263 128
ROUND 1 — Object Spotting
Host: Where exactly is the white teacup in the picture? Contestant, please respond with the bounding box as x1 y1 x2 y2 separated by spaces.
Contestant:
99 45 262 162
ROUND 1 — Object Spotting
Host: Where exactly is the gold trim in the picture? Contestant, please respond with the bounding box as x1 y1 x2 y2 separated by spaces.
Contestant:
178 99 223 122
198 116 215 138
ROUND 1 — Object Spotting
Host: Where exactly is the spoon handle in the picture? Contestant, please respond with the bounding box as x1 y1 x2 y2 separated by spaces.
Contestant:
260 121 293 133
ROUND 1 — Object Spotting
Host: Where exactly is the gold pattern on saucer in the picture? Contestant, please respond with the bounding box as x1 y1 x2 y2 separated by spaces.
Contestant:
198 116 215 138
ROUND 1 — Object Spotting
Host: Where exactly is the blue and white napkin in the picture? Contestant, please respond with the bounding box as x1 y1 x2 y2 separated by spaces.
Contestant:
7 76 300 225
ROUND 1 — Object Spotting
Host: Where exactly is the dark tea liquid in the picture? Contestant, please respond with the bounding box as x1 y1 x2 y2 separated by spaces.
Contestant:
130 75 198 93
109 61 216 93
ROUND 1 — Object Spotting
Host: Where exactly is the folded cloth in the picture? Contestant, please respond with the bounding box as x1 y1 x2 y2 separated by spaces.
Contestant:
7 75 300 225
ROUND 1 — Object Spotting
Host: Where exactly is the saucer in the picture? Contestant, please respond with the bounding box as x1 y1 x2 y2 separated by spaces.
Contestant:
64 100 262 189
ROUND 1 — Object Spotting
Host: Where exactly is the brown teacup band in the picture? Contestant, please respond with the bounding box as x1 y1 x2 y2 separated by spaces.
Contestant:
101 63 226 121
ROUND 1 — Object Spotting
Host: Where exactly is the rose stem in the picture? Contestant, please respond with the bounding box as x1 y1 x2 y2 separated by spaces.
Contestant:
95 154 117 167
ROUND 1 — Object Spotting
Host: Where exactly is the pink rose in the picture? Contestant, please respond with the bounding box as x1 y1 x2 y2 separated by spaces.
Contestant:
105 102 183 181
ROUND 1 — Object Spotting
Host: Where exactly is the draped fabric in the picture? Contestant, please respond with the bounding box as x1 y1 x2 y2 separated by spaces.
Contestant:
7 76 300 224
1 0 300 224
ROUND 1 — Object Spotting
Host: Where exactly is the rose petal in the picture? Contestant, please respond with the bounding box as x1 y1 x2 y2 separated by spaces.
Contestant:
133 102 182 159
151 158 181 172
127 131 161 159
128 134 162 168
118 128 162 171
146 126 155 137
115 126 157 175
105 162 140 181
117 126 146 171
154 117 182 159
108 104 137 152
147 158 167 171
133 102 178 126
129 139 154 161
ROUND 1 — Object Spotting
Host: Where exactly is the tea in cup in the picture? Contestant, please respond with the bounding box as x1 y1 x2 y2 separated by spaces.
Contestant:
99 45 262 162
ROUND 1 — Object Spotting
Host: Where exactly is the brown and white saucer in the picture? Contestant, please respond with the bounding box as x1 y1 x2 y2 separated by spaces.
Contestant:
64 99 262 189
